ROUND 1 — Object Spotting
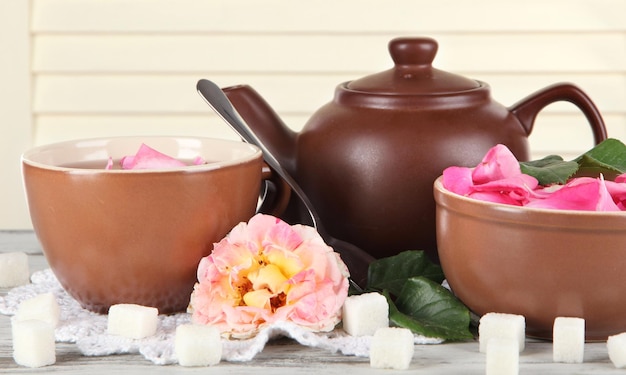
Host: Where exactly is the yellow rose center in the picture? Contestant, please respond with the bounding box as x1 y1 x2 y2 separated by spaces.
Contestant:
243 263 291 311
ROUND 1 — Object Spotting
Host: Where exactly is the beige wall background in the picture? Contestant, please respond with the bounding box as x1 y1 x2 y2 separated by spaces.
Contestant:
2 0 625 229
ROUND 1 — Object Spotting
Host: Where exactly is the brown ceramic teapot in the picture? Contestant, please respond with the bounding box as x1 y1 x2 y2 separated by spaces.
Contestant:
223 36 607 262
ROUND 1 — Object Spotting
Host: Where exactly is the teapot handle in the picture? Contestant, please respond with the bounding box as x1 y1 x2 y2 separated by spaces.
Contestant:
509 82 607 144
257 163 291 216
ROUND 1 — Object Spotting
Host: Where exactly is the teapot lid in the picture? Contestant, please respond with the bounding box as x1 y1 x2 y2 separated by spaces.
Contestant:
346 37 481 95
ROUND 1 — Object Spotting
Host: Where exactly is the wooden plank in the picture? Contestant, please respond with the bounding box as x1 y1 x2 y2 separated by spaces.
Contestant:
32 0 626 32
33 75 213 113
529 114 626 158
33 74 349 114
32 115 239 146
32 73 625 114
31 33 626 73
469 74 626 114
32 114 309 145
0 0 33 230
31 34 392 73
32 113 624 158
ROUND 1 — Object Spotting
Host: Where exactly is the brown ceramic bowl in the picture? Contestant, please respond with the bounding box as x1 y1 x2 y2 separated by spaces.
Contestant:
22 136 283 314
434 176 626 341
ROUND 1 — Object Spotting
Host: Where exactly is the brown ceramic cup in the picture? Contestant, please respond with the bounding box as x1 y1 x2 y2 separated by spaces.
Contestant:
22 136 288 314
434 176 626 340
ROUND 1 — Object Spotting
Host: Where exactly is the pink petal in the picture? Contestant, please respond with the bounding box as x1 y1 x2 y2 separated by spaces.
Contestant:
264 219 304 252
471 144 522 184
121 143 186 170
244 214 283 246
193 156 207 165
604 179 626 211
442 166 474 195
469 174 539 205
441 145 536 204
615 173 626 184
597 186 622 211
120 155 135 169
467 191 525 206
526 177 620 211
604 180 626 210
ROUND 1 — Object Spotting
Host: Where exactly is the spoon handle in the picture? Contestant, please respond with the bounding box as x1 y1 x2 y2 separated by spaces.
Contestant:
197 79 319 229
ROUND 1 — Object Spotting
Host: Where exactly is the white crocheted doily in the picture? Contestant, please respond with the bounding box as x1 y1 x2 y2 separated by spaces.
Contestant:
0 269 443 365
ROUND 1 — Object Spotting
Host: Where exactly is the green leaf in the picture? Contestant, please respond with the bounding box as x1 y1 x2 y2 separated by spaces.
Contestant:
367 250 444 296
519 155 578 185
518 138 626 185
574 138 626 180
385 277 473 341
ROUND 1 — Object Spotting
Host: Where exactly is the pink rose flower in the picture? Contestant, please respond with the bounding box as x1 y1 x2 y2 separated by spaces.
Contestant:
189 214 350 338
105 143 206 170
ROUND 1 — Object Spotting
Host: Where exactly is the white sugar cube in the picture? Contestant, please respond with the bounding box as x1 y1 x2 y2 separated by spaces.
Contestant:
553 317 585 363
486 338 519 375
12 319 56 368
479 312 525 353
0 252 30 287
107 303 158 339
175 324 222 366
369 327 414 370
607 332 626 368
342 292 389 336
15 293 60 328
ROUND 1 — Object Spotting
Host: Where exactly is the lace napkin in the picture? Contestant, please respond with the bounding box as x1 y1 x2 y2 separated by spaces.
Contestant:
0 269 443 365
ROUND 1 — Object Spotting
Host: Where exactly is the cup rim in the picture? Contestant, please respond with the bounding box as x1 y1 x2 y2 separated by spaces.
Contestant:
21 136 262 174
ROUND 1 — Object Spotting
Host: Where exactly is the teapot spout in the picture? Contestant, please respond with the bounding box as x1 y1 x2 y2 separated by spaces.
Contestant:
223 84 297 173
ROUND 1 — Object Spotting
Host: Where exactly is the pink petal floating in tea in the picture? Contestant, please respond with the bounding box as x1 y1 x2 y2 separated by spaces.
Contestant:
121 144 187 170
120 155 135 169
192 156 207 165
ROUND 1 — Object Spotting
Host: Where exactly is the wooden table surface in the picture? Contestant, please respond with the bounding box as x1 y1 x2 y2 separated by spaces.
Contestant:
0 231 621 374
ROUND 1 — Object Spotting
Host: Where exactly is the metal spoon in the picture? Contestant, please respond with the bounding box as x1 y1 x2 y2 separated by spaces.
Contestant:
197 79 374 288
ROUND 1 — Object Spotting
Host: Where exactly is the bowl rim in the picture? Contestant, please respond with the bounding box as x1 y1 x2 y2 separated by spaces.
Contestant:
21 136 262 174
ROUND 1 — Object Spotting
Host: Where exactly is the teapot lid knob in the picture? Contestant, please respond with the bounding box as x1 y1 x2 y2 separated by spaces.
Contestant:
389 37 437 67
345 36 480 96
